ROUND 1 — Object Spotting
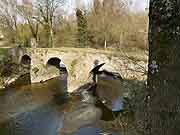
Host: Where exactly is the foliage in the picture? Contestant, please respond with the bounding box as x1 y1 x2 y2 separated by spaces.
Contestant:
16 24 32 47
87 0 148 50
54 0 148 51
0 49 13 77
0 0 18 44
0 0 148 51
0 49 10 64
32 0 65 47
54 19 77 47
76 9 88 47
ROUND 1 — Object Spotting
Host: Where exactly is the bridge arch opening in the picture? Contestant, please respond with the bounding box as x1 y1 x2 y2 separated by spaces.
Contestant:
46 57 68 93
47 57 67 72
18 55 31 85
20 55 31 67
46 57 68 81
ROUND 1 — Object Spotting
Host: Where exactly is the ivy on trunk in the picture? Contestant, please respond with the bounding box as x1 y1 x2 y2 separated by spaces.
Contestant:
143 0 180 135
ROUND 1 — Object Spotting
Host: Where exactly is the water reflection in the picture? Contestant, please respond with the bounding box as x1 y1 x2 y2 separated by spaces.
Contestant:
0 74 123 135
75 127 119 135
0 77 65 135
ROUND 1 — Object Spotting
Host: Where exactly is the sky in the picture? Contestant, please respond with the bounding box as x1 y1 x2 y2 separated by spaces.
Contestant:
131 0 149 12
64 0 149 14
79 0 149 11
17 0 149 14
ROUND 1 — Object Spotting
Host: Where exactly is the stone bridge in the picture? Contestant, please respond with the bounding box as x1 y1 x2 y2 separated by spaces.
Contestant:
9 47 147 92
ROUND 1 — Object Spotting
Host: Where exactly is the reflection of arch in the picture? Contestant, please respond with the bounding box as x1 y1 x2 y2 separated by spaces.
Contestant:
20 54 31 65
46 57 68 73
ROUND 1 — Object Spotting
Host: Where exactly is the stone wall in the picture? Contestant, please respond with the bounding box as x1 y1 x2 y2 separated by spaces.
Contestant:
13 47 147 92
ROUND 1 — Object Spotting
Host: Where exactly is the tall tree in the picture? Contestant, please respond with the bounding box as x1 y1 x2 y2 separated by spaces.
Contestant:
142 0 180 135
76 9 88 47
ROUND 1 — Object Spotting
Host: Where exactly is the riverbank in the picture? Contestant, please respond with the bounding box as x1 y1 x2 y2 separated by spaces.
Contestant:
0 63 30 89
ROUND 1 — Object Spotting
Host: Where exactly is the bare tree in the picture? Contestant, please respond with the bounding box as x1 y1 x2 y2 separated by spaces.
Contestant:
17 4 39 46
89 0 132 49
32 0 65 47
0 0 18 43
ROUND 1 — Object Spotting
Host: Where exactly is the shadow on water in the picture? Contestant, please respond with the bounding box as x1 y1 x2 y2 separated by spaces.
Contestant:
6 73 31 88
0 103 62 135
0 72 145 135
0 76 67 135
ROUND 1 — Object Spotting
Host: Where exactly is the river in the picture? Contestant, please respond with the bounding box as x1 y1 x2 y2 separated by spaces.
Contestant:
0 74 123 135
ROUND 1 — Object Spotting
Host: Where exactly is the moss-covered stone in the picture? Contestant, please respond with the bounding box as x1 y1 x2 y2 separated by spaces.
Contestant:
32 67 39 75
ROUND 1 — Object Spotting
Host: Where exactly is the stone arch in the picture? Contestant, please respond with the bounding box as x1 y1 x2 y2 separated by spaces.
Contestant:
47 57 61 69
18 54 31 84
20 54 31 66
46 57 69 82
46 57 68 73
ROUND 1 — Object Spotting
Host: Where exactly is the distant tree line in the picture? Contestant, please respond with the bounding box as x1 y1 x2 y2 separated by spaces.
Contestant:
0 0 148 51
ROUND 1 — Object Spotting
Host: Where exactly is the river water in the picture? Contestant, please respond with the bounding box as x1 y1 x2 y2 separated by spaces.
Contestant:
0 75 122 135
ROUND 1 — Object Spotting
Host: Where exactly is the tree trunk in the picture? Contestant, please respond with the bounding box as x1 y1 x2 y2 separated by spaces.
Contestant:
104 39 107 49
145 1 180 135
44 23 53 48
49 27 53 48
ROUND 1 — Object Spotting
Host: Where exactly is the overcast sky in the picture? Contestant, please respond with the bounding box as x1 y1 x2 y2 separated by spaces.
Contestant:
64 0 149 14
17 0 149 14
131 0 149 12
